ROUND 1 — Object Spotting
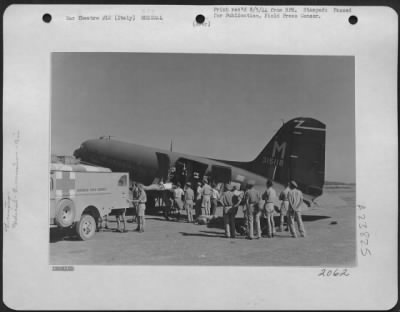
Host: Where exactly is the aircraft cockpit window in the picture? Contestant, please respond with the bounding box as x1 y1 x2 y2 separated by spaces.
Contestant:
118 175 127 186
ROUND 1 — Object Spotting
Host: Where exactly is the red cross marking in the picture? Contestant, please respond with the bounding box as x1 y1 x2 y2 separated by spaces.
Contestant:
56 172 76 196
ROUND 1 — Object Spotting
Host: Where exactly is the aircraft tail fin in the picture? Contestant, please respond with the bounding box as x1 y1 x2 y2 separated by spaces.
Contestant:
250 117 326 197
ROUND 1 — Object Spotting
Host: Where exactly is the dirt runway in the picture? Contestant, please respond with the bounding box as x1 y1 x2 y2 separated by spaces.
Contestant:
50 187 356 266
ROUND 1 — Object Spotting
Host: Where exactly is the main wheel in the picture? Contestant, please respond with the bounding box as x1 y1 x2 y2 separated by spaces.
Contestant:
76 214 96 240
55 199 76 228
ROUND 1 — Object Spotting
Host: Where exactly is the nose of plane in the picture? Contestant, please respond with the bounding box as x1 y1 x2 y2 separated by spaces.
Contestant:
73 142 86 159
73 147 81 158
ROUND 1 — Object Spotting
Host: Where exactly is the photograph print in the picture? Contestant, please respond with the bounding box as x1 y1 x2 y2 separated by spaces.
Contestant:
50 53 355 266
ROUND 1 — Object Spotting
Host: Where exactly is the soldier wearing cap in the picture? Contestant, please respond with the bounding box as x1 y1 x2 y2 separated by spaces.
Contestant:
135 184 147 233
201 177 212 215
287 180 306 237
173 182 184 221
278 183 290 232
131 182 140 224
195 181 203 220
232 185 244 216
220 183 236 238
233 185 247 236
262 180 277 238
244 180 262 239
210 182 220 217
184 182 195 223
162 189 174 221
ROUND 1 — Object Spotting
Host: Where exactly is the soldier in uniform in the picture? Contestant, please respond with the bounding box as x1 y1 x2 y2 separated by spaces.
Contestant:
201 177 212 215
162 190 174 221
287 180 306 238
235 185 248 236
262 180 276 238
278 183 290 232
195 181 203 220
131 182 140 224
184 182 195 223
244 180 262 239
114 208 127 233
210 182 220 218
173 182 184 221
135 184 147 233
220 183 236 238
232 185 244 236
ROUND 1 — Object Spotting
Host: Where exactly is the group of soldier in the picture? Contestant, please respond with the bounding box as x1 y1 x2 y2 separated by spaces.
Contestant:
164 177 218 222
103 175 306 240
101 182 147 233
238 179 306 239
168 177 306 240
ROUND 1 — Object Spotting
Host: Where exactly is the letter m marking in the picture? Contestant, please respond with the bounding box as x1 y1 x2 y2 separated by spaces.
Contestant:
272 141 287 159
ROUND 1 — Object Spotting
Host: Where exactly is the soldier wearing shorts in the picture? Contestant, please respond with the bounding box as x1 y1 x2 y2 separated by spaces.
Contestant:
210 182 220 217
201 178 212 215
262 180 276 238
220 183 236 238
114 208 127 233
131 183 140 223
278 184 290 232
184 182 195 223
244 180 262 240
173 182 184 221
287 180 306 238
136 184 147 233
195 182 203 220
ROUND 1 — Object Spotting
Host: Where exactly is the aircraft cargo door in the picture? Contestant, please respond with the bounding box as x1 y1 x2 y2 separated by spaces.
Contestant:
211 165 231 184
175 158 209 185
155 152 170 183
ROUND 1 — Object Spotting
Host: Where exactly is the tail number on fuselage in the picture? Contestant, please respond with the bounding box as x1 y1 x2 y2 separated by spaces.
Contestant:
262 141 286 167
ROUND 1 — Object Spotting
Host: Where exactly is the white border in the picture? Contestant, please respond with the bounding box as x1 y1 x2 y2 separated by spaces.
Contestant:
3 5 398 310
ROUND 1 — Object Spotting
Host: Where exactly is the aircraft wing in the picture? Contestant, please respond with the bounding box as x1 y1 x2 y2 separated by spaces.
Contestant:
142 183 174 191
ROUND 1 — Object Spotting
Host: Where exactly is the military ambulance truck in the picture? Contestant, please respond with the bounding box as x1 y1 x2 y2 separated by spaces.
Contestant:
50 163 129 240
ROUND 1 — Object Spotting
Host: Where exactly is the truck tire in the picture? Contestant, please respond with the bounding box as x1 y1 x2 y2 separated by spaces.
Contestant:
76 214 96 240
55 199 76 228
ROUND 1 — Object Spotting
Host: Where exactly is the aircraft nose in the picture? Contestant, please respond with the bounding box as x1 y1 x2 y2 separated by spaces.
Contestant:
73 147 81 158
73 143 86 159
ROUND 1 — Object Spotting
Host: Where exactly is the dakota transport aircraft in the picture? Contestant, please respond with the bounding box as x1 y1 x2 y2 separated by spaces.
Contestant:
73 117 326 208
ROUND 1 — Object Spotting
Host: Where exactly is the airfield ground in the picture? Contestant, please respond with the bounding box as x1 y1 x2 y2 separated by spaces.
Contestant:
50 186 356 266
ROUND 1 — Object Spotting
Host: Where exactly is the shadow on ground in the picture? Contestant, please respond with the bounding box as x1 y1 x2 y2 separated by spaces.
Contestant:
50 209 331 242
206 215 331 231
179 231 226 238
50 228 81 243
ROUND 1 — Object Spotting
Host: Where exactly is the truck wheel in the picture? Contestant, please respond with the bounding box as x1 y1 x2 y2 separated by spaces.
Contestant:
55 199 76 228
76 214 96 240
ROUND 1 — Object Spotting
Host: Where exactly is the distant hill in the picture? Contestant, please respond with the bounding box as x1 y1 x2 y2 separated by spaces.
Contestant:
51 154 80 165
325 181 355 186
324 181 355 190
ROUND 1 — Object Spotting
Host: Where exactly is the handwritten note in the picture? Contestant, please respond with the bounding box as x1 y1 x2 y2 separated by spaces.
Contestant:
4 130 19 232
318 268 350 277
358 204 372 256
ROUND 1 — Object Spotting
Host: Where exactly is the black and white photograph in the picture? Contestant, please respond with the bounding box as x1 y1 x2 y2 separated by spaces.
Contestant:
50 53 355 266
3 4 397 310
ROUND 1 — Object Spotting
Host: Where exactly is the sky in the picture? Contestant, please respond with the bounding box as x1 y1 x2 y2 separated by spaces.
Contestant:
51 53 355 183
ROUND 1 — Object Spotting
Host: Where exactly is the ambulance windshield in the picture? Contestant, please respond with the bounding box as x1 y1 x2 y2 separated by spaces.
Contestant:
118 175 127 186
